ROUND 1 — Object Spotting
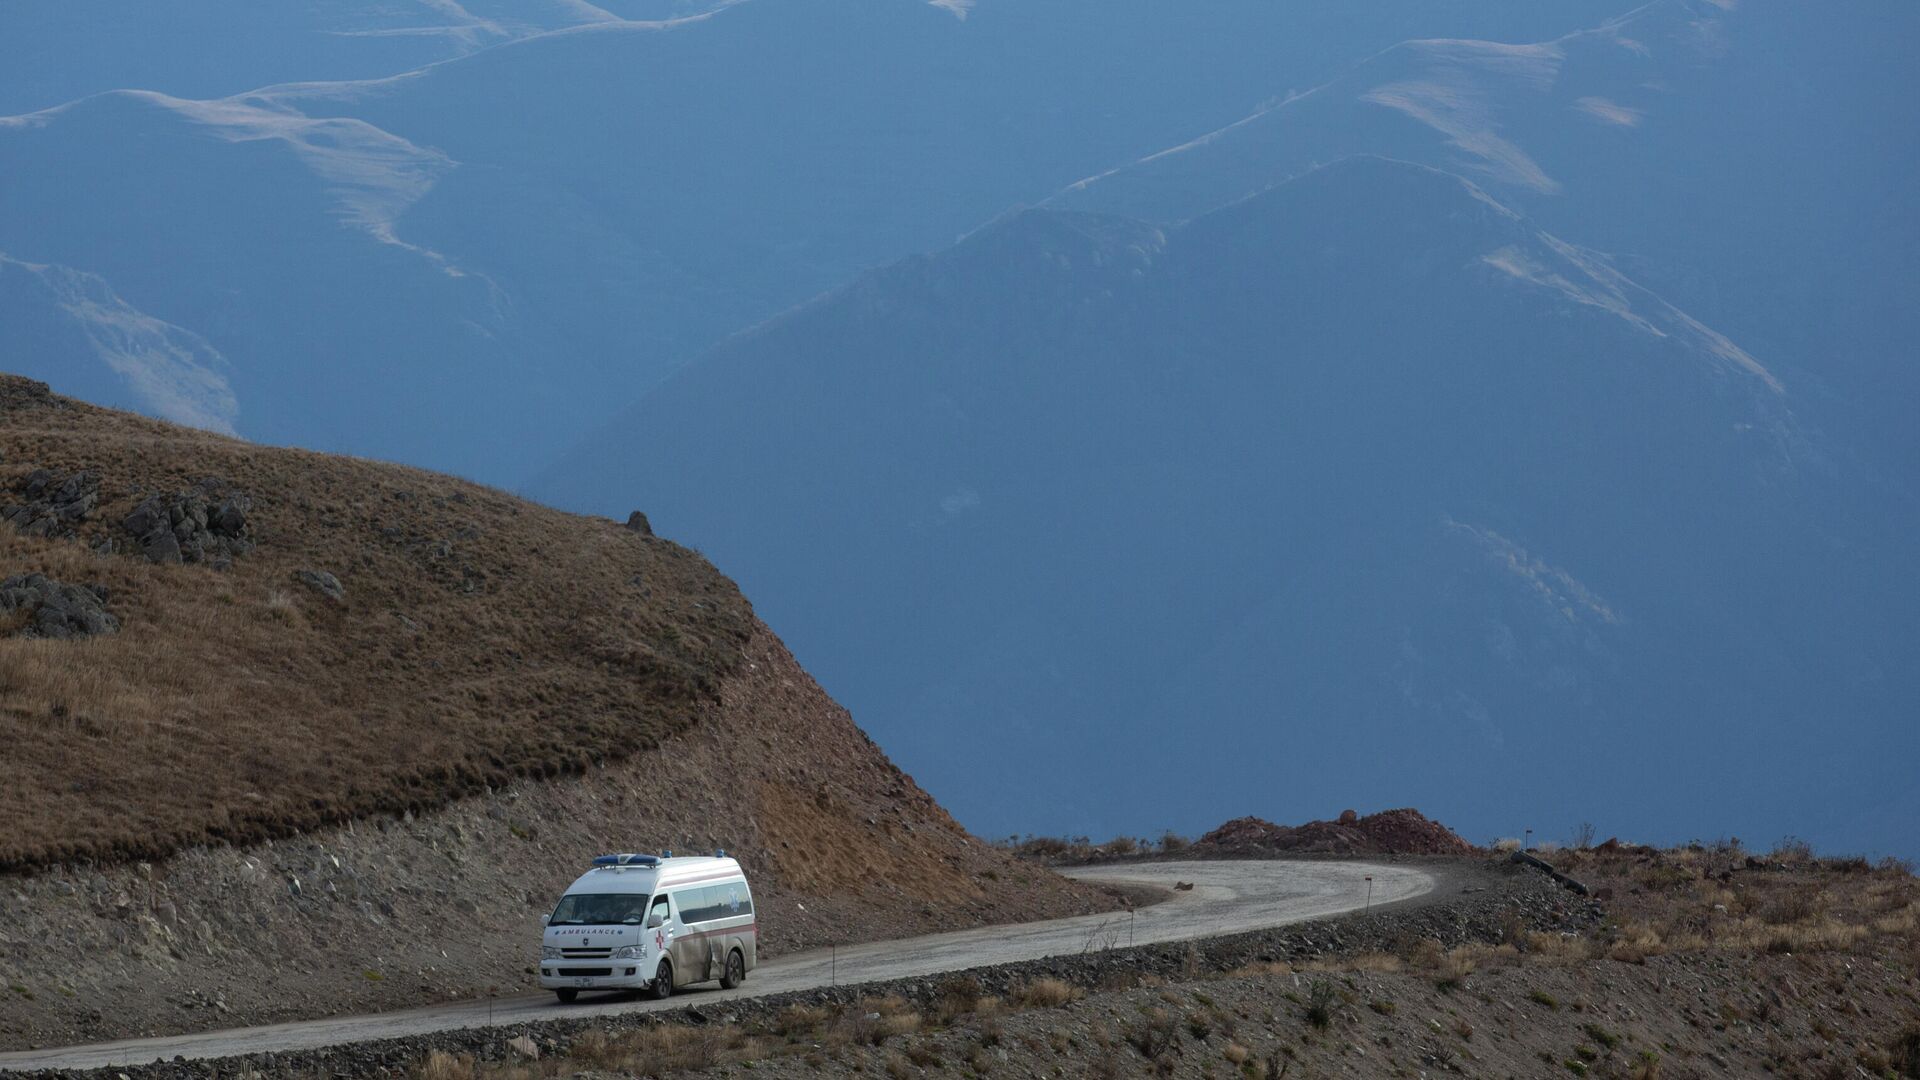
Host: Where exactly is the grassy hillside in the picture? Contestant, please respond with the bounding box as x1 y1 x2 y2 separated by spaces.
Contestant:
0 373 754 870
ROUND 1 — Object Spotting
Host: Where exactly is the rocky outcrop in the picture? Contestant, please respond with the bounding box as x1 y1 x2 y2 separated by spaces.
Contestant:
2 469 100 538
292 568 345 603
121 481 253 567
625 510 654 536
0 573 117 639
1196 809 1476 857
0 374 56 411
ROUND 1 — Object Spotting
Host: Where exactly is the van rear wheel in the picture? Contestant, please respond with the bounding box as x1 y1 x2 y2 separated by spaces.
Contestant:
555 989 579 1004
720 948 746 989
648 961 673 1000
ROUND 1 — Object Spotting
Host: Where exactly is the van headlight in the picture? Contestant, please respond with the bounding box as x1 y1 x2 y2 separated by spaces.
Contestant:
612 945 645 960
541 946 563 960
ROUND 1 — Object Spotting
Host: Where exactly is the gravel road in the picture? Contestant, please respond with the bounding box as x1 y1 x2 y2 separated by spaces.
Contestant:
0 860 1432 1071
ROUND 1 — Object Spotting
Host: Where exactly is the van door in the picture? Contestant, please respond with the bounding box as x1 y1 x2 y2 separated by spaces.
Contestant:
646 892 674 985
667 887 711 984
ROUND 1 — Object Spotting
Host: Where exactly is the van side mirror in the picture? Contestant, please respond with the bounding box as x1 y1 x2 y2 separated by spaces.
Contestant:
647 912 664 929
540 913 550 925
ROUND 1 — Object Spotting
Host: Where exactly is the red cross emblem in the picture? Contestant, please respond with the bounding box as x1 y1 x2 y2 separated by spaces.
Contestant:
654 929 667 951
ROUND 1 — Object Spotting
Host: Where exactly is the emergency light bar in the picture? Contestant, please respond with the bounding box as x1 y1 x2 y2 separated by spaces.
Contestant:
591 853 662 867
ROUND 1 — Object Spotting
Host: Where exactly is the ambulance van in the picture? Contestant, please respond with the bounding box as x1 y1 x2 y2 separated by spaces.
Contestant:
539 852 756 1002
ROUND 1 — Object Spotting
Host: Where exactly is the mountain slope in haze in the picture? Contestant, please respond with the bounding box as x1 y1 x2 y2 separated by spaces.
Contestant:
535 157 1918 857
0 89 557 480
1052 0 1920 471
0 372 1113 1045
0 0 1633 483
0 0 732 116
0 252 237 434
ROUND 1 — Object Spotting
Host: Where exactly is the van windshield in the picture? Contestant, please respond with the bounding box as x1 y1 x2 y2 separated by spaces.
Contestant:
548 893 649 926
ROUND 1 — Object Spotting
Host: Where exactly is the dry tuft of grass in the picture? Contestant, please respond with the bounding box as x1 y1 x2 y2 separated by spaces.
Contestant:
0 378 754 871
1011 976 1083 1008
413 1050 475 1080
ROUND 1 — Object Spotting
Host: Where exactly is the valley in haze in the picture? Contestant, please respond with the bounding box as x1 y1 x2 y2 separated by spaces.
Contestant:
4 0 1916 862
4 2 1920 1074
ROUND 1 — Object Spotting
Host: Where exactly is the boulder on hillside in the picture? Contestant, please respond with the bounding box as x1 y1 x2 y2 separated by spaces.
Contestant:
121 481 253 568
625 511 653 536
3 468 101 539
293 569 345 603
0 573 118 639
0 375 55 411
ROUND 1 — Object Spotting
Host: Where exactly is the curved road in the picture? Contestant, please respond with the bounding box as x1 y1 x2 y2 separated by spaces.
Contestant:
0 860 1432 1072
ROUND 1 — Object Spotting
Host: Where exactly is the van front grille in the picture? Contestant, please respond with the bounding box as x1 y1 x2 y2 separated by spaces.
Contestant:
562 948 612 959
556 967 613 977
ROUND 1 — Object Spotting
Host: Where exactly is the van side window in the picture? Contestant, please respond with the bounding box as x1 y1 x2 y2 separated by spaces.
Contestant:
669 883 752 924
649 894 670 926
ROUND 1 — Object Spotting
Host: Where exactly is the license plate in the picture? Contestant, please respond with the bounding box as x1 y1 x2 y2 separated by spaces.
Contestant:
575 978 593 987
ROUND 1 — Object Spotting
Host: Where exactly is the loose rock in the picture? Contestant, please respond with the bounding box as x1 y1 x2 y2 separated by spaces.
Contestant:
2 469 101 539
293 569 346 603
121 482 253 568
0 574 118 639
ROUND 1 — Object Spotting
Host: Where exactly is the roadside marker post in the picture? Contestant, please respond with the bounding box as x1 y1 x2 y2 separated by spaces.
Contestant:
1365 875 1373 913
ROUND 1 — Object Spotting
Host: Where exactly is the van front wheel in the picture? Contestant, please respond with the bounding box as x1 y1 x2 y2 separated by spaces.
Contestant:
649 961 673 1000
720 949 746 990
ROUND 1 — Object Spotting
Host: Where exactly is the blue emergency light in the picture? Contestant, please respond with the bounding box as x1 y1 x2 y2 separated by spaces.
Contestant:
591 853 661 868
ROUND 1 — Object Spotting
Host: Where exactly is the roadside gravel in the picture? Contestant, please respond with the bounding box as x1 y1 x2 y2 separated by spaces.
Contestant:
0 857 1596 1078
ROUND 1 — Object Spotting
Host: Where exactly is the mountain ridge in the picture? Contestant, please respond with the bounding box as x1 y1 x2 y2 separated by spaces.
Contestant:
532 155 1913 855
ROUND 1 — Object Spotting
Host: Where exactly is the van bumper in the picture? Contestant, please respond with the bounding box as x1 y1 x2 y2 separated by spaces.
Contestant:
538 962 655 992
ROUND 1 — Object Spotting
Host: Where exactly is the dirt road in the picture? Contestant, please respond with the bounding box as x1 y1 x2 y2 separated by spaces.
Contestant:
0 859 1432 1071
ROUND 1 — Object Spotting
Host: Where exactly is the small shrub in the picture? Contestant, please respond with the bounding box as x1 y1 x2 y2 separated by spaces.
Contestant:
1106 835 1138 856
777 1003 832 1036
1303 980 1337 1028
1126 1007 1178 1058
414 1050 474 1080
1582 1023 1621 1050
1160 830 1190 853
935 975 984 1021
1771 836 1815 862
1368 999 1397 1016
1892 1024 1920 1079
1011 977 1081 1007
1528 989 1560 1010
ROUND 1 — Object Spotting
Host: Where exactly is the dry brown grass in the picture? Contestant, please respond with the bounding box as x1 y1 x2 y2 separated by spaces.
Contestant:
414 1050 475 1080
0 376 753 871
1551 846 1920 967
559 1022 766 1074
1011 976 1084 1008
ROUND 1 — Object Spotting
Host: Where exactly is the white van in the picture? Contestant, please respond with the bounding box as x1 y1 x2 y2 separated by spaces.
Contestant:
538 852 757 1003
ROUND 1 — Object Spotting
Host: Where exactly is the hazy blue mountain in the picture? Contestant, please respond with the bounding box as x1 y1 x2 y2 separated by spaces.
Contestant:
0 91 559 479
0 1 721 116
1052 0 1920 473
536 157 1918 856
0 253 237 434
0 0 1631 482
